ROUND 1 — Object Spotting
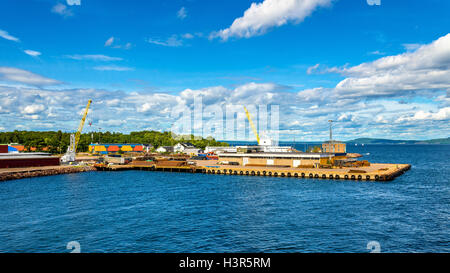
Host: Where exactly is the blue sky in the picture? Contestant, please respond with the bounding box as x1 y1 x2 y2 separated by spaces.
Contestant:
0 0 449 141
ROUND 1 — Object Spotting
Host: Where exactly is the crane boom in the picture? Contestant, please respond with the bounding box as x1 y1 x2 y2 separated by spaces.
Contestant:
61 99 92 163
244 106 260 145
74 99 92 153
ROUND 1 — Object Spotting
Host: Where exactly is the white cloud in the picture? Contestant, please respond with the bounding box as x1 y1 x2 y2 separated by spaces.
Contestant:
368 50 385 56
397 107 450 122
0 67 61 86
0 29 19 42
177 7 187 19
24 50 41 57
22 104 45 115
137 93 180 113
211 0 331 40
302 33 450 100
0 81 448 140
102 119 126 126
182 33 194 39
120 43 132 50
104 37 132 49
402 43 423 52
67 0 81 6
93 65 133 71
147 35 184 47
334 34 450 98
27 114 40 120
51 3 73 17
104 37 114 47
66 54 123 61
306 64 320 74
337 113 354 122
374 115 388 124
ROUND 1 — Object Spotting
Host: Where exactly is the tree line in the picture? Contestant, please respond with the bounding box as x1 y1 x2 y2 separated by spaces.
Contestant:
0 130 228 154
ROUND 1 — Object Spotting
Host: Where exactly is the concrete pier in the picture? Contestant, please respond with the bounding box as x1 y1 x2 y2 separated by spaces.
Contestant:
0 161 411 182
96 161 411 181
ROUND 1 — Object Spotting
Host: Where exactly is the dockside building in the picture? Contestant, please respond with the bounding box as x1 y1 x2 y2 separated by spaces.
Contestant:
218 152 347 168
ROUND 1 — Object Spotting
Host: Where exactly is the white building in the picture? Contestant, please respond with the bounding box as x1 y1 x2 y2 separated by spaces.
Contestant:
174 143 195 153
174 143 200 155
183 148 200 155
144 144 154 153
204 146 237 154
156 146 174 153
260 145 293 153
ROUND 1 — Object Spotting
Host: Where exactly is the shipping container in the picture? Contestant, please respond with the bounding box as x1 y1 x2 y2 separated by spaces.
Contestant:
0 145 8 153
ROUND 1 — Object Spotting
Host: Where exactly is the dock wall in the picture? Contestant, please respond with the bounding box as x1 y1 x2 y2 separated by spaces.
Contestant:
97 163 411 182
0 166 96 182
0 163 411 182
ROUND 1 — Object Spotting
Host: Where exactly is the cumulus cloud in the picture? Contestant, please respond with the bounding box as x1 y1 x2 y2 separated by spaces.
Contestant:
21 104 45 115
2 32 450 140
0 82 289 135
301 33 450 100
337 113 355 122
397 107 450 122
177 7 187 19
334 34 450 98
66 54 123 61
402 43 423 52
211 0 331 40
0 80 448 140
0 67 61 86
0 29 19 42
24 50 41 57
294 34 450 139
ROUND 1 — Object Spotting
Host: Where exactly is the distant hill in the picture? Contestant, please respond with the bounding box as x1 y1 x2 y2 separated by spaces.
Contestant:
346 137 450 144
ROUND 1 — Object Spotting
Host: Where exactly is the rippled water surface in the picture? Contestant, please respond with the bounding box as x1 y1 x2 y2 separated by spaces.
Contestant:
0 145 449 252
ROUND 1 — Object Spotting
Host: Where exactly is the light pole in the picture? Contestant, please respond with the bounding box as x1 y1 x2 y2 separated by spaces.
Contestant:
89 121 93 144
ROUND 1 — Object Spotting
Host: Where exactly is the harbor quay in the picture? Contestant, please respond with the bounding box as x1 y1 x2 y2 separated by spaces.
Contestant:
94 159 411 182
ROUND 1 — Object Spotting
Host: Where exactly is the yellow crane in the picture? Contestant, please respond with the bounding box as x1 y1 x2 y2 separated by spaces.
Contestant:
244 106 260 145
74 99 92 152
61 99 92 163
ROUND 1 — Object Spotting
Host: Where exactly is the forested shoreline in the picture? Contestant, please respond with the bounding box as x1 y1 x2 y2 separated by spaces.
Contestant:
0 131 228 154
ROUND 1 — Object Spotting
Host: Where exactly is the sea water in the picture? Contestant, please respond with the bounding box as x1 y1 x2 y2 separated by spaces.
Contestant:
0 144 448 252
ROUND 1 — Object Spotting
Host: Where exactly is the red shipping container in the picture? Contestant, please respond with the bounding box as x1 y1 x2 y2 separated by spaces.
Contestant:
0 145 8 153
107 145 120 152
0 157 60 168
133 145 143 152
